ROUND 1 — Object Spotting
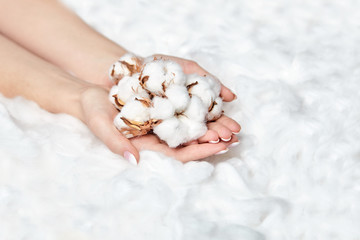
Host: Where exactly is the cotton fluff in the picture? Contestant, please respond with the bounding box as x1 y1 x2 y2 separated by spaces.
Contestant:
150 96 175 120
140 61 167 95
163 60 186 86
113 74 149 107
182 96 207 122
187 74 217 109
140 60 186 95
109 56 225 147
120 98 150 123
153 117 188 148
178 116 207 142
109 53 142 84
165 85 190 112
207 96 224 121
109 85 119 109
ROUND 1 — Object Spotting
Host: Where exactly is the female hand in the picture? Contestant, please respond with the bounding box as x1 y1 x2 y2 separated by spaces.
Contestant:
150 54 241 144
80 85 239 164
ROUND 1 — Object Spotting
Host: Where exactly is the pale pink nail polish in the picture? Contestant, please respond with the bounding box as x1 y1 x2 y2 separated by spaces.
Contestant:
229 142 240 148
124 151 137 165
215 148 229 155
221 136 232 142
209 139 220 144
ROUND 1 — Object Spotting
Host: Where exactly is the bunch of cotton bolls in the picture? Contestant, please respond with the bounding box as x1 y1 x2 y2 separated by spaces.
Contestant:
108 53 224 148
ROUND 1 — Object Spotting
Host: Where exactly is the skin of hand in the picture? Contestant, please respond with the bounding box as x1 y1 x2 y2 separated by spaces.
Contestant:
80 86 239 163
0 34 238 164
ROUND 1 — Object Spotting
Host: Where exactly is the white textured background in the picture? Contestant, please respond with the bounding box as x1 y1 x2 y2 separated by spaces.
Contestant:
1 0 360 239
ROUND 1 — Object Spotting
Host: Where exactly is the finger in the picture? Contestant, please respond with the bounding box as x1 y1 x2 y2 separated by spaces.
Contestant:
197 129 219 143
215 115 241 134
207 121 233 142
220 84 237 102
174 142 229 162
227 135 240 148
89 116 140 165
183 140 199 146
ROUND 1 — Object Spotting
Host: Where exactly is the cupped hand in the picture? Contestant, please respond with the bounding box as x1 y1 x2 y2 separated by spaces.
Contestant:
80 85 239 164
151 54 241 143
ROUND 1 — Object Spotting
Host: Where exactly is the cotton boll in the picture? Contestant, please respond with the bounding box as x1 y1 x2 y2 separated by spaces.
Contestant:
205 75 222 96
153 117 188 148
116 75 149 104
183 96 207 122
113 113 148 138
109 53 142 84
119 53 142 69
121 99 150 123
207 96 224 121
140 60 167 95
179 116 207 141
164 60 186 86
187 74 217 109
109 61 131 83
113 113 135 138
165 85 190 112
114 113 127 130
150 96 175 120
109 85 121 109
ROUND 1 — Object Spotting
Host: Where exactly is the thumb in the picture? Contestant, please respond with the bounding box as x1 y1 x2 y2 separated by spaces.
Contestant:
91 117 140 165
220 84 237 102
105 127 140 165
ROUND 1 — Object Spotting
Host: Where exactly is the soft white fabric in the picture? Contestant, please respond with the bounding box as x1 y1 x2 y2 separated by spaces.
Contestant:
1 0 359 239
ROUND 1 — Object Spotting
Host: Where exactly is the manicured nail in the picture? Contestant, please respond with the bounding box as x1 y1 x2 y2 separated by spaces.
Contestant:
209 139 220 144
124 151 137 165
215 148 229 155
229 141 240 148
233 94 237 100
232 130 241 134
221 136 232 142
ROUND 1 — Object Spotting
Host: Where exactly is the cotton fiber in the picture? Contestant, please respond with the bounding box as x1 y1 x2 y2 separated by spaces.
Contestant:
108 54 224 147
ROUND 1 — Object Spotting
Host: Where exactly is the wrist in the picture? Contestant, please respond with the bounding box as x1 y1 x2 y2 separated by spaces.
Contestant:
75 48 129 87
46 74 92 122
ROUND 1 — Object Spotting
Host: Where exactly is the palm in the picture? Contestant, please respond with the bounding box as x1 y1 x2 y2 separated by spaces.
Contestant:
80 86 239 162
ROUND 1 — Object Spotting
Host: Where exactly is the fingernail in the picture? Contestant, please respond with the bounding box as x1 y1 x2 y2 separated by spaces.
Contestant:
124 151 137 165
229 141 240 148
221 136 232 142
215 148 229 155
232 130 241 134
209 139 220 144
233 94 237 100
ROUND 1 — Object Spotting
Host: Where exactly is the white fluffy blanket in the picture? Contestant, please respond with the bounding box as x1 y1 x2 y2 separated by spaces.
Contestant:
1 0 359 239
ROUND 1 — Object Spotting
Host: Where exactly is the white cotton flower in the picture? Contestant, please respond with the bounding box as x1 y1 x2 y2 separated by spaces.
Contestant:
109 57 227 147
163 60 186 86
113 113 135 138
165 85 190 112
140 60 186 95
121 98 150 123
205 75 222 96
183 95 207 122
109 53 142 83
140 60 167 95
115 75 149 104
153 117 188 148
114 113 128 130
186 74 217 109
119 53 142 67
109 85 120 109
109 61 130 83
206 96 223 121
178 116 207 141
150 96 175 120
